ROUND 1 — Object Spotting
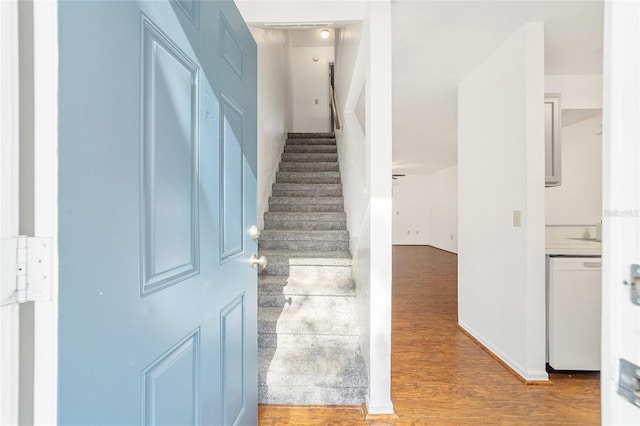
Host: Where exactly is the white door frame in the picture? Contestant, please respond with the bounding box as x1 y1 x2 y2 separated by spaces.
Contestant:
0 1 22 424
31 1 59 424
601 0 640 424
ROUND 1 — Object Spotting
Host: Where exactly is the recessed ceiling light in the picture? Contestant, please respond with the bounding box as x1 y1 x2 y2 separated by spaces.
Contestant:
320 29 330 39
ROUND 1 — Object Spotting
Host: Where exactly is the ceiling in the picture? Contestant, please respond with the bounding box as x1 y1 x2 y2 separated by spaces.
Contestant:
391 0 604 175
238 1 604 176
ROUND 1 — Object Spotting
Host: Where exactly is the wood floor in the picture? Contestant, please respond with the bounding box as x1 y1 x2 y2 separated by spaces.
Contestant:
258 245 600 425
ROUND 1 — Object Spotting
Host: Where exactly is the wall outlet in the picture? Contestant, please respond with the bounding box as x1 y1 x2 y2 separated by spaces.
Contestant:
513 210 522 227
314 99 319 105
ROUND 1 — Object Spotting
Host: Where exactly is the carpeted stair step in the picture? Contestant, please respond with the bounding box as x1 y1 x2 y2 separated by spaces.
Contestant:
276 171 341 184
268 196 344 212
258 274 355 307
272 183 342 198
259 333 360 350
285 139 337 146
264 212 346 231
259 273 355 296
288 132 335 139
259 230 349 251
258 131 366 407
259 295 360 335
286 138 336 146
259 384 366 406
282 152 339 163
278 161 339 172
257 250 352 276
284 144 337 153
259 346 367 388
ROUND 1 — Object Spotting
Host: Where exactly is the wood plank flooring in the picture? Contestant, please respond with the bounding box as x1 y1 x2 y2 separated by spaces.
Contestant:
258 245 600 425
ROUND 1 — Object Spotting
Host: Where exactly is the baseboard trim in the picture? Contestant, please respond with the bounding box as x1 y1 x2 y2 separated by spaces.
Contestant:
392 244 458 255
456 324 553 386
361 403 399 421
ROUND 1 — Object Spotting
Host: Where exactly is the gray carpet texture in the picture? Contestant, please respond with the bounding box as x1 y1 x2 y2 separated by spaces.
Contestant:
258 133 368 406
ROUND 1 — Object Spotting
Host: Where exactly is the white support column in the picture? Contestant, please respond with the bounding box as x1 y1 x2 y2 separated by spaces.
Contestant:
365 0 394 415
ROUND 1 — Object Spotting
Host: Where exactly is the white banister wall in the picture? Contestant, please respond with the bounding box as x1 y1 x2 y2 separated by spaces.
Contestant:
335 1 393 415
249 26 293 229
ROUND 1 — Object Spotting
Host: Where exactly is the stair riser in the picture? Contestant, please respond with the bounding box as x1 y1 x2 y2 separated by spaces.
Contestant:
259 240 350 251
259 294 291 307
264 220 346 231
258 229 349 241
259 276 356 297
261 262 353 277
259 230 349 242
258 333 360 349
279 162 339 172
258 386 366 406
279 163 339 173
276 177 341 184
265 212 346 221
282 153 338 162
288 132 335 139
268 204 344 213
285 139 337 146
273 183 342 191
276 171 341 181
272 188 342 197
284 145 337 153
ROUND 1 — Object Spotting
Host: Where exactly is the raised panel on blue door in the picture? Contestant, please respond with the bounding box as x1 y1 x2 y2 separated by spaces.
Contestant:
141 15 200 295
220 12 244 80
174 0 200 29
221 294 246 425
142 330 200 426
219 94 244 262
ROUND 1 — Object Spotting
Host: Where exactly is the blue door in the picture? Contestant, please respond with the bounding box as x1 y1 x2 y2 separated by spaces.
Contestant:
57 1 257 424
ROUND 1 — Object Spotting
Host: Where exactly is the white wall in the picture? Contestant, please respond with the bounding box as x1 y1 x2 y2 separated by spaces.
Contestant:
392 175 429 245
250 26 292 229
458 22 547 381
545 74 602 109
427 165 458 253
235 0 366 25
334 1 393 414
545 115 602 225
290 46 333 132
391 166 458 253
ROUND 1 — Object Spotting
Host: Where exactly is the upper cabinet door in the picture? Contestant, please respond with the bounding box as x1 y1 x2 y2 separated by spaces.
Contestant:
545 94 562 187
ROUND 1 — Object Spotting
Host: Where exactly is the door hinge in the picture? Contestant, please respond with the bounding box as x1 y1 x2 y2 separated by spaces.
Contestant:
1 236 53 306
627 264 640 306
617 358 640 408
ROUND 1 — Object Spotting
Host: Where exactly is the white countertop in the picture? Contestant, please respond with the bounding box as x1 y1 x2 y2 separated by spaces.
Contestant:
545 225 602 256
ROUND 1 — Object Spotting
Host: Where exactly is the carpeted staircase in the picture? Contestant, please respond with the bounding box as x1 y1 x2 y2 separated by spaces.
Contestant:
258 132 368 405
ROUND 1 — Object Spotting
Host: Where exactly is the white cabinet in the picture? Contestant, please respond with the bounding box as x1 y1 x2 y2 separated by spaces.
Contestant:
547 256 601 370
545 94 562 187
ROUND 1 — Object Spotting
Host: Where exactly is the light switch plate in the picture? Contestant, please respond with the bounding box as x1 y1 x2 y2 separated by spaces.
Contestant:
513 210 522 227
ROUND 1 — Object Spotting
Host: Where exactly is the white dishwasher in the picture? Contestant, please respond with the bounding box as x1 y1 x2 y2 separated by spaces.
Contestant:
547 256 601 371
